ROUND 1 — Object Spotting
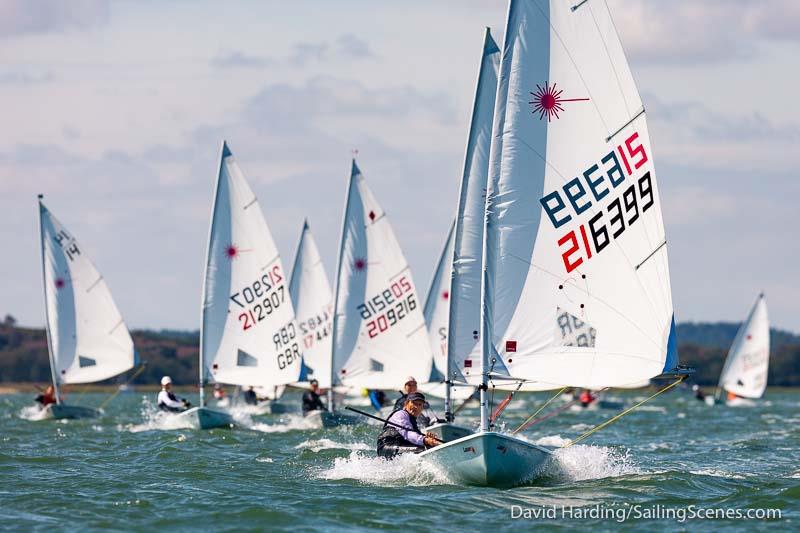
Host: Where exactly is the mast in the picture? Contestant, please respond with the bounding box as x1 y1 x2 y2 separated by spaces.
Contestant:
329 159 358 412
37 195 61 404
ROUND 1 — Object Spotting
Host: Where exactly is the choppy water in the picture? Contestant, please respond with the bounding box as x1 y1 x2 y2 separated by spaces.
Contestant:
1 389 798 531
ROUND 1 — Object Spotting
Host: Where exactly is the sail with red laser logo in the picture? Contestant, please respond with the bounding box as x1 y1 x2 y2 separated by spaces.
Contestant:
331 161 432 389
201 141 301 391
482 0 678 390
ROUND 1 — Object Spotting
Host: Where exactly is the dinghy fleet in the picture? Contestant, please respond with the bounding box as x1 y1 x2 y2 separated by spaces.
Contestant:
26 0 775 487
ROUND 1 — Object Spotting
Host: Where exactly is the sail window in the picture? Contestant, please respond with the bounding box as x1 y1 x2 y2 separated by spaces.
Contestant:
236 349 258 367
78 356 97 367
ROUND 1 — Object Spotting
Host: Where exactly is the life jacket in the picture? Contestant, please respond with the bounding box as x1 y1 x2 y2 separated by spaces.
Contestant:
580 390 594 406
377 408 423 458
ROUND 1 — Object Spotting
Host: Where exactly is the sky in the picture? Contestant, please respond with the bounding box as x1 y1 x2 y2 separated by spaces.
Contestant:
1 0 798 332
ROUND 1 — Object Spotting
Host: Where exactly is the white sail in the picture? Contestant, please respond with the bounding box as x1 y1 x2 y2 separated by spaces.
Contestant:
289 220 334 388
718 294 770 399
482 0 677 390
448 29 501 385
38 199 135 384
331 161 432 389
201 141 301 389
423 221 454 379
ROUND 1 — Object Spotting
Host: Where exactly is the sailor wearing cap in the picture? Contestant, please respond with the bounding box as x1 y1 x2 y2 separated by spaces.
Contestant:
157 376 191 412
376 391 440 458
393 376 420 410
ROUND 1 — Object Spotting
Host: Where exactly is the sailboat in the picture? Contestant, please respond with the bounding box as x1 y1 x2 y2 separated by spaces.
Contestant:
714 293 770 406
37 195 136 419
420 0 682 487
287 220 352 426
182 141 302 429
328 160 433 424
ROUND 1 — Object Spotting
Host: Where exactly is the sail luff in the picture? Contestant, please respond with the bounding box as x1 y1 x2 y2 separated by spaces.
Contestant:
199 141 229 407
447 27 501 393
37 196 61 404
330 161 358 400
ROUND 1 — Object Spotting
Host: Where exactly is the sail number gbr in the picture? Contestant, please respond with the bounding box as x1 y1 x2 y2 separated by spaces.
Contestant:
538 132 655 274
356 276 417 339
232 265 286 331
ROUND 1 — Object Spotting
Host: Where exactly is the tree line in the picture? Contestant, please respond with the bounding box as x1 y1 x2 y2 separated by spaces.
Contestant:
1 321 798 386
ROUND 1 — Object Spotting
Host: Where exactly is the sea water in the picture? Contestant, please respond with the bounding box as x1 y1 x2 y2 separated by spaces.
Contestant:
1 389 797 531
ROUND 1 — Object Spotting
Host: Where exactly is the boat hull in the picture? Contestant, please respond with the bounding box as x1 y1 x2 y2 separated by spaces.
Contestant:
424 422 473 442
42 404 101 420
420 432 552 487
304 409 360 428
178 407 236 429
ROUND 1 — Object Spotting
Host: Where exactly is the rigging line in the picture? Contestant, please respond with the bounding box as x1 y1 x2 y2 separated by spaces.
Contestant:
602 0 646 107
516 396 579 433
98 363 147 410
512 386 567 434
531 0 610 133
561 376 685 448
587 4 633 118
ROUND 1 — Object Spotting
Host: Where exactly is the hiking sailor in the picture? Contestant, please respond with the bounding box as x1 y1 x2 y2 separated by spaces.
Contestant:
157 376 190 412
377 392 439 458
302 379 327 415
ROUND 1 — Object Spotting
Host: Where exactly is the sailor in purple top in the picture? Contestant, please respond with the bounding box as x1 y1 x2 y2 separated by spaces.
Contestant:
376 392 439 458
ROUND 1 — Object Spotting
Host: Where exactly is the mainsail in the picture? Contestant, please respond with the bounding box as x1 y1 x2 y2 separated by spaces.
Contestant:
288 220 334 388
448 28 500 386
201 141 301 391
38 198 135 385
331 161 432 389
422 221 454 380
482 0 678 390
717 294 770 399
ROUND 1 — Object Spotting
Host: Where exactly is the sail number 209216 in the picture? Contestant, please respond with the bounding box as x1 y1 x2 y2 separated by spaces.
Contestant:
357 276 417 339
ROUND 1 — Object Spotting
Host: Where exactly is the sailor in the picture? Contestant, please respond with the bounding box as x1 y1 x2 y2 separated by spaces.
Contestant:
368 389 388 410
157 376 190 412
377 392 439 459
579 389 596 408
302 379 327 415
393 376 419 409
692 384 706 402
393 376 434 426
243 386 258 405
34 385 57 408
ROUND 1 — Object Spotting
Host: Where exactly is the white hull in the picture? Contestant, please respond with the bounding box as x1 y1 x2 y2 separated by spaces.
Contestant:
177 407 236 430
304 409 360 428
420 432 552 487
42 404 101 420
704 396 716 406
424 422 473 443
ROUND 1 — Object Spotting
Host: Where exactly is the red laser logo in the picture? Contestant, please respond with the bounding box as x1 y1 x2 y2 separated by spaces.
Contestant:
529 82 589 121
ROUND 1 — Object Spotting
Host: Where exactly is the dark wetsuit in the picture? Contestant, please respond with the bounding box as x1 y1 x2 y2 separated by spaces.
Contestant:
158 390 188 412
302 390 326 415
377 408 425 459
244 389 258 405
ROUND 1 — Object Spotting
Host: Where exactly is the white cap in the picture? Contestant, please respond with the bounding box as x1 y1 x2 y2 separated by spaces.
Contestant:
405 376 417 384
161 376 172 386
